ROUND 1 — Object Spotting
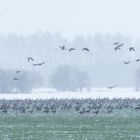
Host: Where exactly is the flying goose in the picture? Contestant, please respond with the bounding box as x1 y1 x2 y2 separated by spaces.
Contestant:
123 61 130 64
59 46 66 50
28 57 34 62
82 48 90 52
69 48 76 51
16 71 21 73
113 42 120 45
117 43 124 47
108 85 117 89
136 59 140 62
129 47 135 51
13 78 18 80
33 61 45 67
114 46 121 51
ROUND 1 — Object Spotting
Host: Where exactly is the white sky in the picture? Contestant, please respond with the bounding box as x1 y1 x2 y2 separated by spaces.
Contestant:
0 0 140 39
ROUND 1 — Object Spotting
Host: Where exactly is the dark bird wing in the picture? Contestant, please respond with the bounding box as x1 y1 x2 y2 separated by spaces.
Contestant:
136 59 140 62
13 78 18 80
113 42 120 45
108 85 117 89
117 43 124 47
39 61 45 65
114 46 121 51
123 61 130 64
108 86 113 89
41 61 45 64
32 64 38 67
129 47 135 51
16 71 21 73
82 48 90 51
28 57 34 62
33 61 45 66
59 46 65 50
69 48 76 51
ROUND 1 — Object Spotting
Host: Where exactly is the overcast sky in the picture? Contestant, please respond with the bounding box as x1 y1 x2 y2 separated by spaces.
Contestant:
0 0 139 40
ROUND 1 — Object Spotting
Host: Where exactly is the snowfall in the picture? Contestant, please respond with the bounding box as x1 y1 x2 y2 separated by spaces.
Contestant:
0 88 140 100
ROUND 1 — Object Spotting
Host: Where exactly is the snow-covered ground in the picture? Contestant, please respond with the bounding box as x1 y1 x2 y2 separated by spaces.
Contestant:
0 88 140 100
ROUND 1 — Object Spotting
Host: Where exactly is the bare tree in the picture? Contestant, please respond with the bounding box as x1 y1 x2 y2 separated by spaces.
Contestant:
50 65 90 92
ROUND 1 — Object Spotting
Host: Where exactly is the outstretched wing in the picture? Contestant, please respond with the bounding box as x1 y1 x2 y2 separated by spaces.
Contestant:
82 48 90 52
28 57 34 62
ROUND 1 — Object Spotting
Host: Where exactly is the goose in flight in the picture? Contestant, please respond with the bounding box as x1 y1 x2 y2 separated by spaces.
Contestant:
129 47 135 51
113 42 120 45
69 48 76 52
114 46 121 51
28 57 34 62
123 61 130 64
108 85 117 89
117 43 124 47
136 59 140 62
82 48 90 52
33 61 45 67
114 43 124 51
13 78 18 80
16 71 21 74
59 46 66 50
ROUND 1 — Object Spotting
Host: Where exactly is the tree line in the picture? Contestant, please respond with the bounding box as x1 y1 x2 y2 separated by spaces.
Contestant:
0 69 42 93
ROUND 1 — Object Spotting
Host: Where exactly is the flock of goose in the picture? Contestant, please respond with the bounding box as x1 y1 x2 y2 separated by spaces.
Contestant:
13 45 90 81
113 42 139 64
59 45 90 52
13 42 139 90
59 42 139 90
13 57 45 81
0 98 139 115
107 42 140 89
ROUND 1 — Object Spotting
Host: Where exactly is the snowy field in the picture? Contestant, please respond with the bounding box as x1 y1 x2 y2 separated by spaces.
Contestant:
0 88 140 100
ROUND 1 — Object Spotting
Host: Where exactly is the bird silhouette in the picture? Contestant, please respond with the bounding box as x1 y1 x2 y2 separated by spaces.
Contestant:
16 71 21 74
114 46 121 51
69 48 76 51
13 78 18 80
114 43 124 51
28 57 34 62
38 61 45 66
113 42 120 45
136 59 140 62
33 61 45 67
117 43 124 47
129 47 135 51
108 85 117 89
123 61 130 64
59 46 66 50
82 48 90 52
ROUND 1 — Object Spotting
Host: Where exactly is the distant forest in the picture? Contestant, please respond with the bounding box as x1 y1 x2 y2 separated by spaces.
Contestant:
0 69 42 93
